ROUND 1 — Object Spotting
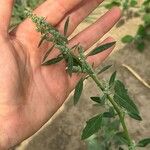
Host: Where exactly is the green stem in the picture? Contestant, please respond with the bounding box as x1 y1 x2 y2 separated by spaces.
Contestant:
86 64 134 148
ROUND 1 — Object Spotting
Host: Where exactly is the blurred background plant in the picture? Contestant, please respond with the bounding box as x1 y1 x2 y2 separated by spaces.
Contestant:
11 0 44 28
85 0 150 52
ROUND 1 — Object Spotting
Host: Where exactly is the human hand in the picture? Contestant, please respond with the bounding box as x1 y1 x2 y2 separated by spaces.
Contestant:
0 0 121 149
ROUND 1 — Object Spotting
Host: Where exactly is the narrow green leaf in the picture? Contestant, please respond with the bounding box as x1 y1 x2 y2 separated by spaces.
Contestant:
114 80 141 118
67 55 74 76
74 78 84 105
88 42 116 56
42 45 55 62
109 71 117 86
97 65 112 75
81 114 103 140
128 113 142 121
137 138 150 147
42 56 63 66
64 17 70 36
71 44 79 51
122 35 134 43
38 34 47 47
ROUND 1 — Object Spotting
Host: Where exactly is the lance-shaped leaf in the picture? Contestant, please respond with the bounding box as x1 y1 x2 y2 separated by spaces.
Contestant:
74 78 84 105
81 114 103 140
67 55 74 76
128 112 142 121
38 34 47 47
97 65 112 75
137 138 150 147
114 80 141 118
64 17 70 36
42 45 55 62
109 71 117 86
42 56 63 66
87 42 116 56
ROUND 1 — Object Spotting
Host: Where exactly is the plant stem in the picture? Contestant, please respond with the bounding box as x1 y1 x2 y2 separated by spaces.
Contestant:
86 63 134 149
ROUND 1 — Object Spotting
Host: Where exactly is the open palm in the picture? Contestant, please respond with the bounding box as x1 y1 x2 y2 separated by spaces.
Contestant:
0 0 121 149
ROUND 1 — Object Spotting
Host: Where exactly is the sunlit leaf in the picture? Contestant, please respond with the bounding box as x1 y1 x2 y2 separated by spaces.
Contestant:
81 114 103 140
88 42 116 56
137 138 150 147
38 34 47 47
128 112 142 121
67 55 74 76
97 65 112 75
64 17 70 36
109 71 117 86
74 78 84 105
114 80 141 119
42 56 63 65
42 45 55 62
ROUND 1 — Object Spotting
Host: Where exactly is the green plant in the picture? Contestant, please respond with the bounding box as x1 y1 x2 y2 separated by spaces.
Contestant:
25 9 150 150
122 0 150 52
104 0 138 10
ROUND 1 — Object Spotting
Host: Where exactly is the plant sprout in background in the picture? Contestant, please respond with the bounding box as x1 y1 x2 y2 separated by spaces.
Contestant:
104 0 150 52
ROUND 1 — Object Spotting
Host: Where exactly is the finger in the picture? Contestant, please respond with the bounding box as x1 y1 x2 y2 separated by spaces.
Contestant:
0 0 14 32
57 0 104 36
69 7 121 50
69 37 115 89
15 0 83 45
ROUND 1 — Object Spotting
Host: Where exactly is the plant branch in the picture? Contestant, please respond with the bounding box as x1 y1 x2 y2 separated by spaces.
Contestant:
84 62 134 148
